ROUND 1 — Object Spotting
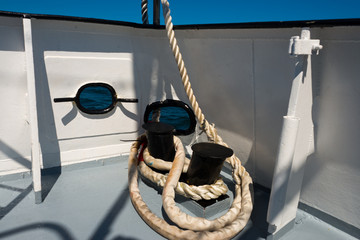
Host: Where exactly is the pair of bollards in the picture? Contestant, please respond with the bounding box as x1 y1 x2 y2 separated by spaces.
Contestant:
143 122 233 186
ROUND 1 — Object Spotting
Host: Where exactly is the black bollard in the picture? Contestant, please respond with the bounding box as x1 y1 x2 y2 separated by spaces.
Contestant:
142 122 176 162
187 142 233 186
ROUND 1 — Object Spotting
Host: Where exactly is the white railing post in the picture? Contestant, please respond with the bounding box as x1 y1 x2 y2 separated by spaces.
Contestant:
23 17 42 204
267 28 322 239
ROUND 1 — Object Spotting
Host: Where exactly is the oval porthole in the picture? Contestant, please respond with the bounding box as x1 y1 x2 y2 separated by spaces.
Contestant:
77 83 116 114
143 99 196 135
54 82 138 115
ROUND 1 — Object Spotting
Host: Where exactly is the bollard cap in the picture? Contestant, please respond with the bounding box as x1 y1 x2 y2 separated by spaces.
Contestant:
191 142 233 159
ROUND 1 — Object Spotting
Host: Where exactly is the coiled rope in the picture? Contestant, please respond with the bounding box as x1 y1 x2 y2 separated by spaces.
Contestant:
128 1 253 239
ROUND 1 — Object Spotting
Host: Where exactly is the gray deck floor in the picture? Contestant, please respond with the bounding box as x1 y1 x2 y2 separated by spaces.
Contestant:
0 158 357 240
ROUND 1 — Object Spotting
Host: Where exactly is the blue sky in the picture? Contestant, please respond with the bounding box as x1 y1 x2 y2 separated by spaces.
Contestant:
1 0 359 25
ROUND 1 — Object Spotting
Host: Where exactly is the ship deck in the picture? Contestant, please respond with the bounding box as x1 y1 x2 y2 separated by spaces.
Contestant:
0 157 357 240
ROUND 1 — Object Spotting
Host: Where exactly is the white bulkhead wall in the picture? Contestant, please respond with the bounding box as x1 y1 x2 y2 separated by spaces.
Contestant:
30 19 145 169
0 15 358 229
0 17 32 175
300 27 360 230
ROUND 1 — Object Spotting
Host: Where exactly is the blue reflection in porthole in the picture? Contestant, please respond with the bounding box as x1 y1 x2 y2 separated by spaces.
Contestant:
79 86 113 111
148 106 190 131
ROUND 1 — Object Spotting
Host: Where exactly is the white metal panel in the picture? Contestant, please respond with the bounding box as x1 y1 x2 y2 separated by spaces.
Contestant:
179 38 255 172
0 52 31 176
253 40 295 187
29 20 144 168
0 51 30 165
300 37 360 229
45 51 139 139
0 16 24 52
130 36 188 104
0 17 30 175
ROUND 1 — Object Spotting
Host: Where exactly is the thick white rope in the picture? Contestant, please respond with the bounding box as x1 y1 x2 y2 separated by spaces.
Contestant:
142 146 190 173
129 135 253 239
139 161 228 201
160 0 248 192
161 0 218 142
141 0 149 24
128 1 253 239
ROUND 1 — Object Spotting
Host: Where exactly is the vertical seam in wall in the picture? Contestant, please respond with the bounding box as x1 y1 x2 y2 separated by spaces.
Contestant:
251 39 256 181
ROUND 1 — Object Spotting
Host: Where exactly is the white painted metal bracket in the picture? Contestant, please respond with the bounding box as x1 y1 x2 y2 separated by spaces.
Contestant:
267 28 321 239
289 29 323 56
23 18 43 204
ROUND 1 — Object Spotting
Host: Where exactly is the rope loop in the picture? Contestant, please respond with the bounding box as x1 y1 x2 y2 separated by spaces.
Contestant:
139 136 228 201
129 134 253 239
